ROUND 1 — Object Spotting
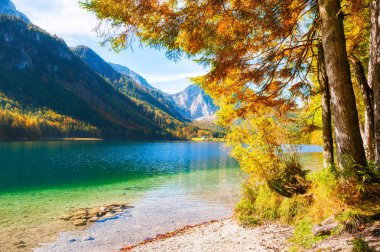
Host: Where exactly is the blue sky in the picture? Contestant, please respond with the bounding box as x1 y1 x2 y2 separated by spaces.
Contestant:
12 0 207 94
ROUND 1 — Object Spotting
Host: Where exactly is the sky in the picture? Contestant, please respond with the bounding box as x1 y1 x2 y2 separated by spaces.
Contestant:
12 0 207 94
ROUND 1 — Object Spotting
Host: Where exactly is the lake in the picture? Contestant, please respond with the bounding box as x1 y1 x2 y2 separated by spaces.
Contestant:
0 141 322 251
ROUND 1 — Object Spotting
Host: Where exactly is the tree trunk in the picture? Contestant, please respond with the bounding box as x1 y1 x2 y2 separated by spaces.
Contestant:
318 0 367 170
369 0 380 167
350 57 374 161
318 43 334 168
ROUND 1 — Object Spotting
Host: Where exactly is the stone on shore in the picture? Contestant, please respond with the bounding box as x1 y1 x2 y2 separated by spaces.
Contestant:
313 216 339 236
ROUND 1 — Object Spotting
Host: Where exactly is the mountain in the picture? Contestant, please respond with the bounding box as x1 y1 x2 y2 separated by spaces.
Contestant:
169 85 219 120
110 63 156 91
0 0 220 140
72 45 218 122
110 63 218 121
0 15 173 139
72 45 188 122
0 0 30 23
108 62 192 120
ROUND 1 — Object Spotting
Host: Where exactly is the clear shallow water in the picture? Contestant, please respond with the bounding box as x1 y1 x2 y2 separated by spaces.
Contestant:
0 141 322 251
0 141 239 193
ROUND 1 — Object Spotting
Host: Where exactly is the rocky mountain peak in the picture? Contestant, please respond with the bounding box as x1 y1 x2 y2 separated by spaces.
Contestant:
169 85 218 120
0 0 31 23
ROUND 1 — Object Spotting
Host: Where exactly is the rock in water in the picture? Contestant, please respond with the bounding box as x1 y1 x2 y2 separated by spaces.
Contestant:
88 217 99 223
88 207 101 216
13 240 26 248
103 212 114 218
72 219 87 226
71 209 88 217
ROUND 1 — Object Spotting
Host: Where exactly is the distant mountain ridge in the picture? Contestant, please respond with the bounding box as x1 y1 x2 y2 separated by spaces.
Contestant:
0 0 30 23
169 85 219 120
72 46 188 122
110 63 157 91
108 62 218 121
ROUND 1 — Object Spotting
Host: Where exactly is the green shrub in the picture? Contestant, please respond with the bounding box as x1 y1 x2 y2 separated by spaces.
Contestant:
235 182 313 226
352 237 370 252
291 218 326 248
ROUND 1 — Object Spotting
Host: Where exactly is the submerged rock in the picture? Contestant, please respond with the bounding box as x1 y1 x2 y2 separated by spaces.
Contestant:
103 213 115 218
88 207 101 216
60 214 72 221
73 219 87 226
88 217 100 222
72 209 88 217
13 240 26 248
61 203 132 226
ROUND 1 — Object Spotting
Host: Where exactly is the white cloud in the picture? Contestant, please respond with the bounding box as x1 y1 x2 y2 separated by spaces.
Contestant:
13 0 99 45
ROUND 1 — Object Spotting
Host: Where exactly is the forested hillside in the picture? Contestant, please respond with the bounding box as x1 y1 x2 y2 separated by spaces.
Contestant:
72 46 188 122
0 16 172 139
0 92 100 139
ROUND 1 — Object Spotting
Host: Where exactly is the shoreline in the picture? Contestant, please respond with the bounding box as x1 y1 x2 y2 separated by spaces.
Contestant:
33 191 236 251
122 219 380 252
125 218 293 252
6 205 378 251
0 201 134 252
0 137 104 142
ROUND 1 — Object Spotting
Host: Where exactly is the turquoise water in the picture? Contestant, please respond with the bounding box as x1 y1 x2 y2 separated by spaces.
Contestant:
0 141 243 251
0 141 239 193
0 141 322 251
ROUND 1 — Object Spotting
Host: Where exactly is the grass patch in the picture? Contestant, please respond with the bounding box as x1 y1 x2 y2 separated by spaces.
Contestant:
352 237 370 252
235 183 313 226
290 217 327 248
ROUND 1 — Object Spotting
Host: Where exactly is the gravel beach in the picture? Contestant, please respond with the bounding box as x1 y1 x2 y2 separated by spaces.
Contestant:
129 219 293 252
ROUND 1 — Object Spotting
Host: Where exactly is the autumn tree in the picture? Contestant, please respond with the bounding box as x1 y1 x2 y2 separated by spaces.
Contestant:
369 0 380 166
317 43 334 168
342 0 373 160
318 0 367 169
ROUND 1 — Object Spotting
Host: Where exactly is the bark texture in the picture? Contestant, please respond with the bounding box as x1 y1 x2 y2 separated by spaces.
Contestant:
318 0 367 169
318 43 334 168
351 57 374 161
369 0 380 166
